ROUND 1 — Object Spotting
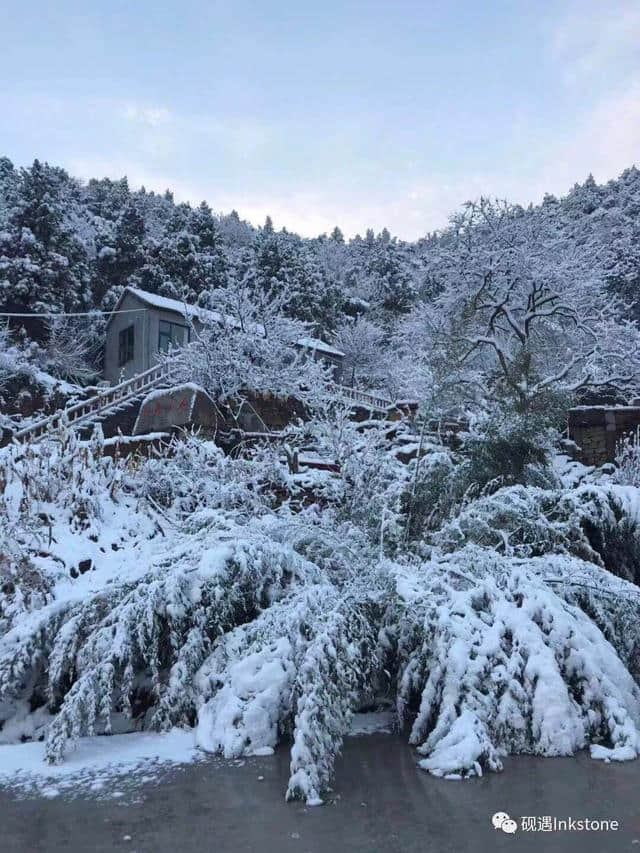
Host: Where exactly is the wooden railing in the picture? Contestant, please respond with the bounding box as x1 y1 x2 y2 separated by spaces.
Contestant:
334 385 393 411
13 363 396 445
14 362 176 443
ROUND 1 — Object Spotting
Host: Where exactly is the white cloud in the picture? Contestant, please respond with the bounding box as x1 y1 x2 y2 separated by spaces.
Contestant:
552 0 640 84
377 78 640 239
62 70 640 242
122 104 172 127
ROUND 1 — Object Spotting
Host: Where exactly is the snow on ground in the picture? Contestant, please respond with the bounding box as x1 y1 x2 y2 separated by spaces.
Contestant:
32 369 80 396
101 432 170 447
348 710 396 736
552 452 596 488
0 711 395 801
0 729 204 800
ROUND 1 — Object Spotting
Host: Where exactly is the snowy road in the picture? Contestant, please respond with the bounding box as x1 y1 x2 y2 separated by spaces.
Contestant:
1 734 639 853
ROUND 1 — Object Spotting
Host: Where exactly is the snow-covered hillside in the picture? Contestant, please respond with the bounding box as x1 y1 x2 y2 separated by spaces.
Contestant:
4 160 640 804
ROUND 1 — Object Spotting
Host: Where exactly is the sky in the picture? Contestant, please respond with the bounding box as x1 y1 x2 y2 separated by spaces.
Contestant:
1 0 639 239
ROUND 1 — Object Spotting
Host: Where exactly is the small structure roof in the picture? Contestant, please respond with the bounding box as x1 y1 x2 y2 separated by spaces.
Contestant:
295 337 344 358
108 287 344 358
125 287 225 325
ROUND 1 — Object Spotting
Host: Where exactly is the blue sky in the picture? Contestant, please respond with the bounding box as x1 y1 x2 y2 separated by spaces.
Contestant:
2 0 639 238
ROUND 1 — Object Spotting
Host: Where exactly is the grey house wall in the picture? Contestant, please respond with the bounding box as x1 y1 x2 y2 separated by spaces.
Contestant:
104 292 149 383
104 294 204 384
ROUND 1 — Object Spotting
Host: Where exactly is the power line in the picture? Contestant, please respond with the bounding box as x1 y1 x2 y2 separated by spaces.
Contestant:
0 308 148 318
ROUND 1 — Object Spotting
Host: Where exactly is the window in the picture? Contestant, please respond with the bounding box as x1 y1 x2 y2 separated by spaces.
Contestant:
118 325 135 366
158 319 190 353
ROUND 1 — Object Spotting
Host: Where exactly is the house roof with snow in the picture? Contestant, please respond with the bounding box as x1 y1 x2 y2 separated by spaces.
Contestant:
107 286 344 359
108 287 225 327
294 337 345 358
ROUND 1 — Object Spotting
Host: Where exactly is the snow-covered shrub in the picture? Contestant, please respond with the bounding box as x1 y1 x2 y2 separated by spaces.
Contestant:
300 402 411 553
402 445 458 541
0 529 320 762
614 428 640 487
42 316 101 385
136 433 285 520
385 549 640 777
401 411 559 546
196 574 383 804
574 486 640 586
554 561 640 681
433 485 566 556
0 324 38 392
433 482 640 576
1 423 119 539
0 325 40 435
285 588 380 803
0 525 53 633
337 429 409 555
460 409 558 491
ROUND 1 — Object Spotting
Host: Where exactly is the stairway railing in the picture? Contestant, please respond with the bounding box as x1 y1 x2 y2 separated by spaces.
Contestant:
14 361 176 443
334 385 393 411
13 363 395 445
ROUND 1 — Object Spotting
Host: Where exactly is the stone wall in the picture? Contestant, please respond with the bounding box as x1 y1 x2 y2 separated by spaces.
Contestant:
132 386 307 444
134 385 217 435
567 406 640 466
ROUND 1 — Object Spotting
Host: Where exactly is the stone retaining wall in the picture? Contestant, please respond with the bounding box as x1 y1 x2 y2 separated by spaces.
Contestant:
567 406 640 466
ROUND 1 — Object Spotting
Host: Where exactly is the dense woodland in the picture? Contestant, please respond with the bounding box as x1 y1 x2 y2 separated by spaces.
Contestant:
2 156 640 339
1 157 640 416
0 156 422 333
4 159 640 802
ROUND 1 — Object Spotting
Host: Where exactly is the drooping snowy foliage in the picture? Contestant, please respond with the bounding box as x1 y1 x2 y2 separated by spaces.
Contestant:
195 576 381 804
389 550 640 777
3 414 640 802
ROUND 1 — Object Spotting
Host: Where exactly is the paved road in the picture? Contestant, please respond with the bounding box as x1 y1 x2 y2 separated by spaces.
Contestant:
2 734 639 853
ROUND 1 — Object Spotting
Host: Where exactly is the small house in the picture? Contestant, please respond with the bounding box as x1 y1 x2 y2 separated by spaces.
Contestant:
104 287 344 384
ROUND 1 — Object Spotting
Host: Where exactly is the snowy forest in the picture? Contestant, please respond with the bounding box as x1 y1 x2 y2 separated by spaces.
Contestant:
3 157 640 804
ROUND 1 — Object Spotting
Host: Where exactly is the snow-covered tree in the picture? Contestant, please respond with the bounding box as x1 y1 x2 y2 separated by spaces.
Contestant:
42 316 101 384
403 198 640 416
333 316 386 388
166 280 330 405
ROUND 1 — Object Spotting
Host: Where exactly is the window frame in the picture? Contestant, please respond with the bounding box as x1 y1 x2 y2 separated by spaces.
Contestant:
158 319 190 353
118 324 135 366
